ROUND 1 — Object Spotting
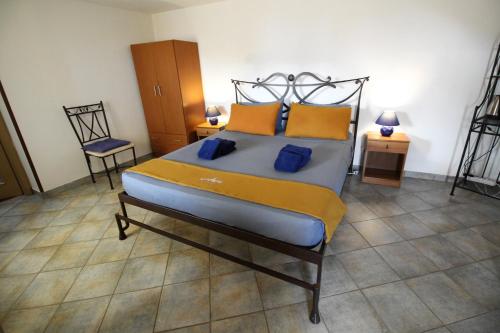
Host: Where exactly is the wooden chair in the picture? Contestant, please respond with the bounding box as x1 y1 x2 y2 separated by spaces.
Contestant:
63 101 137 189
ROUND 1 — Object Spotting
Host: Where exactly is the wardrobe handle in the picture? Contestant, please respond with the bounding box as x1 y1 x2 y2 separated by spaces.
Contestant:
153 85 157 96
157 85 162 96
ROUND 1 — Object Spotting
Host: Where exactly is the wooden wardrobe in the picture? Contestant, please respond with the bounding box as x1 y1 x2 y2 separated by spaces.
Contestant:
131 40 206 155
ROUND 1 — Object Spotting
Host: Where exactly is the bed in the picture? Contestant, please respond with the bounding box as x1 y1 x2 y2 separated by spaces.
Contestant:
115 72 369 323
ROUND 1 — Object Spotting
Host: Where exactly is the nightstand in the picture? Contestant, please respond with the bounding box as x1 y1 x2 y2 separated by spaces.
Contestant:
196 122 226 140
361 131 410 187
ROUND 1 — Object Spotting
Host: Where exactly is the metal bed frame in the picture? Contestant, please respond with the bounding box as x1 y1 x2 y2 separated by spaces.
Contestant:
115 72 369 323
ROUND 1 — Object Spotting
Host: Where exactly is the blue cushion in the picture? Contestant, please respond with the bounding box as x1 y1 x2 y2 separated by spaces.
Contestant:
83 138 130 153
240 101 284 132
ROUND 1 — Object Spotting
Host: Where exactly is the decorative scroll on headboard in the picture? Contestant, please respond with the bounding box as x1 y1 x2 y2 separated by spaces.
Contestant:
231 72 370 173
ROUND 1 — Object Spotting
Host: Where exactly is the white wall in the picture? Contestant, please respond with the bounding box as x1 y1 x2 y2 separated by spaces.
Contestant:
0 0 154 191
153 0 500 177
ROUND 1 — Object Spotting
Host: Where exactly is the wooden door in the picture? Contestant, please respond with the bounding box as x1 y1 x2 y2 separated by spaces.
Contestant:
174 40 206 142
0 142 23 200
131 43 166 134
154 41 187 136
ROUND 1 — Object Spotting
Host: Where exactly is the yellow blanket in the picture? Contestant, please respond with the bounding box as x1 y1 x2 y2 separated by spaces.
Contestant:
127 159 346 242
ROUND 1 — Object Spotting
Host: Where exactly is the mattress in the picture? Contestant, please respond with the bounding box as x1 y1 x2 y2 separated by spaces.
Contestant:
122 131 353 246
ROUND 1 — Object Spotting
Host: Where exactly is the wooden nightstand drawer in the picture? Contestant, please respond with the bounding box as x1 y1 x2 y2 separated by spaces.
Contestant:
196 128 220 137
367 140 409 153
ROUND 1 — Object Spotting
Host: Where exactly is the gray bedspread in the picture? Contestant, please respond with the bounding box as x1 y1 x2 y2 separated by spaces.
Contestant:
122 131 352 246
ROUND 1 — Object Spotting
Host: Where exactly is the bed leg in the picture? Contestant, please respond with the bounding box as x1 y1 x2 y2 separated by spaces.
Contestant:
310 246 324 324
115 214 127 240
310 287 321 324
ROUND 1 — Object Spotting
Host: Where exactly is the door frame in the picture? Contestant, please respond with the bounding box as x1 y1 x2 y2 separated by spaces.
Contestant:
0 81 35 195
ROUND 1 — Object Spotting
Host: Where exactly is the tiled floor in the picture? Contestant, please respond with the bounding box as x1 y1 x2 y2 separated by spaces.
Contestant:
0 173 499 333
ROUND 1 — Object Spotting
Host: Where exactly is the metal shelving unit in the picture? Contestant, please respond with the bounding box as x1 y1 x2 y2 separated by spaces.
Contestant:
451 43 500 200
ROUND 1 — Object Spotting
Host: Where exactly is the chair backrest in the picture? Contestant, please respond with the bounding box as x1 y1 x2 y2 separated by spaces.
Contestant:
63 101 111 147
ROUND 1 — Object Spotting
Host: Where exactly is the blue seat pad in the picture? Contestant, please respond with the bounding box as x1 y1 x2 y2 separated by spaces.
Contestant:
83 138 130 153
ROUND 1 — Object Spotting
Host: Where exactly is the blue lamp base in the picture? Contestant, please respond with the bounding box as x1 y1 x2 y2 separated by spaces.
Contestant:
209 117 219 125
380 126 394 137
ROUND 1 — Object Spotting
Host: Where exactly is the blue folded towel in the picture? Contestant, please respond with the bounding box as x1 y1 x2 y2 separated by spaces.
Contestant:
274 144 312 172
198 138 236 160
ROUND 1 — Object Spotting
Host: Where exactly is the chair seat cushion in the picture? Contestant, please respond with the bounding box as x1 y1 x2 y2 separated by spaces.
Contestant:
83 138 130 153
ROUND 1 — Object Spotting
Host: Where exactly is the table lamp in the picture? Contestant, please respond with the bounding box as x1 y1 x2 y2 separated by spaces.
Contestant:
206 106 221 125
375 111 400 137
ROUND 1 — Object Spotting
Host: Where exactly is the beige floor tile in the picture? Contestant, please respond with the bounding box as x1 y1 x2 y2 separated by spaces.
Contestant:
15 268 80 308
0 230 40 252
211 271 263 320
102 221 140 239
38 197 72 212
68 193 101 208
65 260 125 302
155 279 210 331
249 245 299 267
43 240 99 271
170 225 209 252
14 212 58 230
4 201 42 216
25 225 75 248
0 274 35 312
0 251 18 271
86 234 137 265
116 254 168 293
256 262 309 309
164 248 209 284
83 204 119 222
45 296 110 333
344 201 377 222
212 312 268 333
64 219 111 243
407 272 486 324
49 207 90 226
0 246 58 276
265 302 329 333
352 219 403 246
363 281 441 333
144 213 177 232
1 305 58 333
0 216 24 232
319 290 386 333
130 230 171 258
100 288 161 333
162 324 210 333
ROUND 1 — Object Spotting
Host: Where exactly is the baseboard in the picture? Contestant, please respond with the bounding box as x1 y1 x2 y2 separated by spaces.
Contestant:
352 165 450 183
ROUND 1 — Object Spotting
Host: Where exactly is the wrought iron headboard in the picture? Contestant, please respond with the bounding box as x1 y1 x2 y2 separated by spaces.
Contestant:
231 72 370 173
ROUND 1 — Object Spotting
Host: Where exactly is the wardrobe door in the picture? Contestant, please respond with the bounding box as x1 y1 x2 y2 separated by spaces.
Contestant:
131 43 165 135
154 41 187 136
173 41 206 143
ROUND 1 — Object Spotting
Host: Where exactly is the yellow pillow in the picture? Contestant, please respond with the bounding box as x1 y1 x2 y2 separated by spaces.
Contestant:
285 103 352 140
226 102 281 136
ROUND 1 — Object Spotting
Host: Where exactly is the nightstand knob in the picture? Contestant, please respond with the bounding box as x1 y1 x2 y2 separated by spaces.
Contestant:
385 144 389 149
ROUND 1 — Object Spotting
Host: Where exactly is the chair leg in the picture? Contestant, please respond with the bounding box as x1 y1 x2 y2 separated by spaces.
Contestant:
132 147 137 165
101 157 114 190
84 153 96 183
112 154 119 174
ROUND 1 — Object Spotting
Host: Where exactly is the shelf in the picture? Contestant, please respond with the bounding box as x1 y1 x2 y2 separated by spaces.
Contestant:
456 178 500 200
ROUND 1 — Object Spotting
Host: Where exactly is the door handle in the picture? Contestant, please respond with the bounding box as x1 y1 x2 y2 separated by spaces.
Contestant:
157 85 162 96
153 85 157 96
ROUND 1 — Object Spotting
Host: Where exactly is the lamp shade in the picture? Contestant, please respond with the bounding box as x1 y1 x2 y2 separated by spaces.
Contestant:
375 111 400 127
205 106 221 118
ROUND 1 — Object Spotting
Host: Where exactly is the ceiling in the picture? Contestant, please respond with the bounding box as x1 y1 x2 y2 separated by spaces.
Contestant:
82 0 225 13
